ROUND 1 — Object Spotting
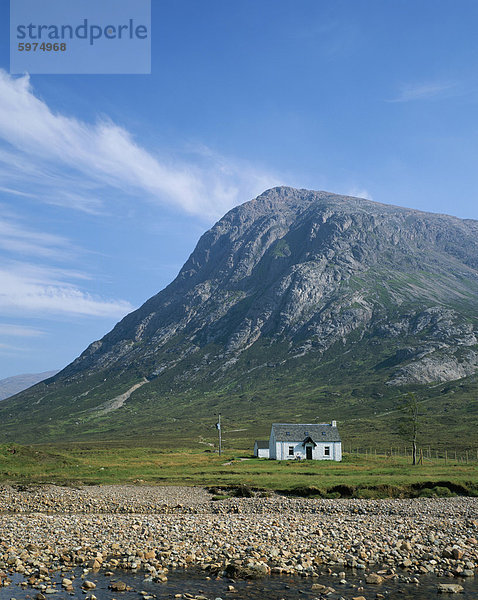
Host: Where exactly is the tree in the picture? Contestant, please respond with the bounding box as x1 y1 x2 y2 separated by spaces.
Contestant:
398 392 420 465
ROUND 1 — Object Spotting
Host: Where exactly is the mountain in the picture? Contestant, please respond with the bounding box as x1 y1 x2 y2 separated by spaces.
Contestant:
2 187 478 449
0 371 58 401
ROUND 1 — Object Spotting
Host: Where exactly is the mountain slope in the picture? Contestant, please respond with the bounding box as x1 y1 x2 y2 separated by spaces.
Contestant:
2 187 478 448
0 371 58 401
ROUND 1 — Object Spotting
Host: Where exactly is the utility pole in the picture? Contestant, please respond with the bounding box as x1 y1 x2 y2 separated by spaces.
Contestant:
216 413 222 455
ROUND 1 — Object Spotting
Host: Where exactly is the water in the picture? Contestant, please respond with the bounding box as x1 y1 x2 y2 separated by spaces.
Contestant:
1 567 477 600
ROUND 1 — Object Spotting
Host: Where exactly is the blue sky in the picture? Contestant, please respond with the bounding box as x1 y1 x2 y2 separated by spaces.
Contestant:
0 0 477 379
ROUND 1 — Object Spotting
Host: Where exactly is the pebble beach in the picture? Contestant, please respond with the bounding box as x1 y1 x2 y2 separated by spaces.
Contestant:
0 486 477 597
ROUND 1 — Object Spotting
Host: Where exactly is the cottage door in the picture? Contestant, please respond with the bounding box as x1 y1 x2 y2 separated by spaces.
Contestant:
306 446 312 460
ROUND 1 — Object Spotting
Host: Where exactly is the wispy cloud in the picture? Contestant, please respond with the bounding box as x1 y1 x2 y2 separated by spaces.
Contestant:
0 324 44 356
44 191 107 216
0 70 279 341
344 187 373 201
0 71 279 219
0 262 134 318
0 209 133 319
0 215 72 258
389 81 457 103
0 186 35 197
0 342 25 351
0 324 44 337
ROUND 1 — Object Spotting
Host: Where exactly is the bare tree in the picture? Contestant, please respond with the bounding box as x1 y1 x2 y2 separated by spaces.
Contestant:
398 392 420 465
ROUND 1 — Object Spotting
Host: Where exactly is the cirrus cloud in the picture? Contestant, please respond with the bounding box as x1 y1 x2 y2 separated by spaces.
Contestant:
388 81 458 103
0 263 133 318
0 70 280 219
0 324 45 337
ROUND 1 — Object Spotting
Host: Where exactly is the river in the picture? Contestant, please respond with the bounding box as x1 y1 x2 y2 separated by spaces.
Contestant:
0 567 477 600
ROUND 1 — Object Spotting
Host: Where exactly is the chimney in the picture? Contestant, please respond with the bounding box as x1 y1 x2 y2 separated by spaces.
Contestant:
331 420 337 427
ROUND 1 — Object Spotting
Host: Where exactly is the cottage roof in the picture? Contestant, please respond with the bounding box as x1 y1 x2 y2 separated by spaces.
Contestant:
254 440 269 449
271 423 341 443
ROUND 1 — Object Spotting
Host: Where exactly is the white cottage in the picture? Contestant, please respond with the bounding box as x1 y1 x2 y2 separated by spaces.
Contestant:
269 422 342 461
253 440 270 458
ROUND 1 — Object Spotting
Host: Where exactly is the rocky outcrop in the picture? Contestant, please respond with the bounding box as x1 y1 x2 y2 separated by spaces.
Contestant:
389 350 478 385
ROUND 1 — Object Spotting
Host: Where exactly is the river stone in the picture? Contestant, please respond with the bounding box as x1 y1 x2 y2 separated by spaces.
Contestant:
437 583 464 593
224 562 270 579
365 573 384 584
109 581 127 591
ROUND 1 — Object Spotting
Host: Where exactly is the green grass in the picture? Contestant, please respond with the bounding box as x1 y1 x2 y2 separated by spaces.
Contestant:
1 444 477 497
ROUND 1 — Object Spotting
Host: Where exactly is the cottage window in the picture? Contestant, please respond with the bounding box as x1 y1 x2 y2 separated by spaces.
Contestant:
324 446 330 456
288 446 294 456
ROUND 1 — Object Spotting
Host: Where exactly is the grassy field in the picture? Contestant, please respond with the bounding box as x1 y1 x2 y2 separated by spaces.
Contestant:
1 443 477 497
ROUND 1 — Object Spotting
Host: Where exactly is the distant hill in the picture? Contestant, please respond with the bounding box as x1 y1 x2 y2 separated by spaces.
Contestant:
1 187 477 449
0 371 58 401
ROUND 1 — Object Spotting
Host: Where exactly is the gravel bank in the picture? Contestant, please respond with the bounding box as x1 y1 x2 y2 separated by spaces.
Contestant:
0 486 476 587
0 484 211 514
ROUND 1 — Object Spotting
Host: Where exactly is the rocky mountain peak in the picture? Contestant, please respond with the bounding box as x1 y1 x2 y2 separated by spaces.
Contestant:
61 187 478 385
